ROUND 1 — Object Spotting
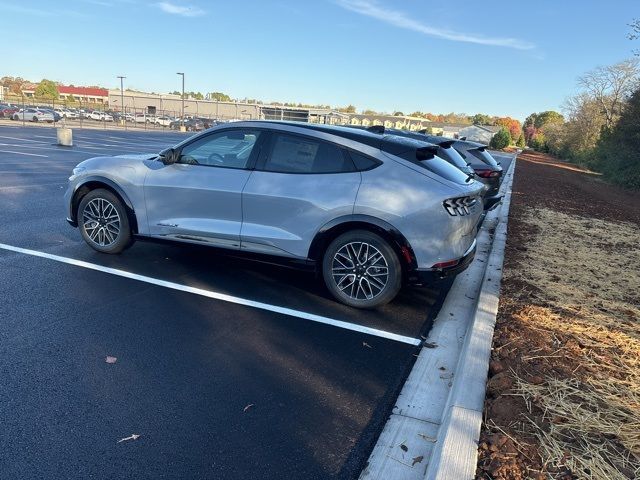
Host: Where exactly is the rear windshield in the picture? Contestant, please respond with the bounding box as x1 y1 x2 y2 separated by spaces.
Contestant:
470 149 499 167
384 136 471 184
439 146 469 170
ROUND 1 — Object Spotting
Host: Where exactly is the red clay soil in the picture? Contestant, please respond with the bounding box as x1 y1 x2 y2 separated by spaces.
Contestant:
474 151 640 480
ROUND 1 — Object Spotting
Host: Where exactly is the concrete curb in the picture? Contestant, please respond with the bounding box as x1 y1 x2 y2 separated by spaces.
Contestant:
425 158 515 480
360 155 516 480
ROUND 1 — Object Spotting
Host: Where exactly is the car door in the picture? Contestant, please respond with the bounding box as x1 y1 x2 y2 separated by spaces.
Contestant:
241 131 361 258
144 128 265 248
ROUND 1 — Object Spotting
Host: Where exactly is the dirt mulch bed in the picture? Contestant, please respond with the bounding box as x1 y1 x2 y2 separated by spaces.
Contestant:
475 152 640 480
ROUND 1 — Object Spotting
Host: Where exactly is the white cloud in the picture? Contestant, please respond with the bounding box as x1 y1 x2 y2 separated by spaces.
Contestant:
334 0 535 50
155 1 205 17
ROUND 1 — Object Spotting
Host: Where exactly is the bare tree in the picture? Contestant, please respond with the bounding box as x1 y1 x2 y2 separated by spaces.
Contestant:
576 59 640 129
629 18 639 55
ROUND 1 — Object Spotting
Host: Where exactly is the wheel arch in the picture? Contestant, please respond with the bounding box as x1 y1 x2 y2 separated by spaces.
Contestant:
71 177 138 233
308 215 418 272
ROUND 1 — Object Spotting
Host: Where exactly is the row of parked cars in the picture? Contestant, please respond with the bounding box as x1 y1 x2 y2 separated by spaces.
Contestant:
64 120 505 309
0 103 226 129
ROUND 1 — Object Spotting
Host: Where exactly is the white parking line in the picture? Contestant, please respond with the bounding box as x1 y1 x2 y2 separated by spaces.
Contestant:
0 150 48 157
0 243 422 346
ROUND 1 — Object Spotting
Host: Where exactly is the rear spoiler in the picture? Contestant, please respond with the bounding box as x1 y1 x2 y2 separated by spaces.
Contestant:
415 146 440 161
436 140 455 148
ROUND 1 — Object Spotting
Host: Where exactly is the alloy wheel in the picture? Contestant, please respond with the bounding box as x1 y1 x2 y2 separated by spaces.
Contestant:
331 242 389 300
82 198 121 247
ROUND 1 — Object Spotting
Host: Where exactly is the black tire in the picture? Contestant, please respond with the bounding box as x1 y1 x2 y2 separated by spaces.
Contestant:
77 189 132 254
12 115 18 121
322 230 402 309
32 116 38 122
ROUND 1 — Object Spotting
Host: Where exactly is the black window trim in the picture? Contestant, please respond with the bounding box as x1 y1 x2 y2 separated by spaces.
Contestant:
254 130 357 175
344 148 382 172
173 127 268 171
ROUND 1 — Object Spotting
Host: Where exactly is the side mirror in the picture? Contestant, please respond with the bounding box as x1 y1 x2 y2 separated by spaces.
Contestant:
159 147 178 165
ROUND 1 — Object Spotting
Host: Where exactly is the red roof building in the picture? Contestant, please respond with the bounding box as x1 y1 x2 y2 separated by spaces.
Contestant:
57 85 108 103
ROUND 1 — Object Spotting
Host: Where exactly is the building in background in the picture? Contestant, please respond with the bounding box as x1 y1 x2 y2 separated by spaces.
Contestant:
457 124 501 144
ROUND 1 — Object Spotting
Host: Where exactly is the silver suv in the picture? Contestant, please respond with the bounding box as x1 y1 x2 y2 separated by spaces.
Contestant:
65 122 484 308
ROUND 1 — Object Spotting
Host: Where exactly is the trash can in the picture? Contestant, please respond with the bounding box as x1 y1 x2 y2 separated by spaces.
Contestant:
57 127 73 147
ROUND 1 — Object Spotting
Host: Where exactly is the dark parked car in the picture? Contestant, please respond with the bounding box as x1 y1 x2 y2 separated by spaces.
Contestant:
450 140 503 197
170 118 205 131
0 104 20 118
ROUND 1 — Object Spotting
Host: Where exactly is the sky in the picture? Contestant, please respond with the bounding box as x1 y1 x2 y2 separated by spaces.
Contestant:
0 0 638 120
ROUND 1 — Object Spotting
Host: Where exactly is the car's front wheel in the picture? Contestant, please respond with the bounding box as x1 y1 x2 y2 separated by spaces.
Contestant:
78 189 132 254
322 230 402 308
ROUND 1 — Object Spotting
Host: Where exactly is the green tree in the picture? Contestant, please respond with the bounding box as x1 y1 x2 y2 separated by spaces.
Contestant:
594 86 640 187
362 109 377 115
65 94 76 106
534 110 564 129
210 92 232 102
516 133 526 148
392 111 404 116
34 79 59 100
472 113 492 125
489 127 511 149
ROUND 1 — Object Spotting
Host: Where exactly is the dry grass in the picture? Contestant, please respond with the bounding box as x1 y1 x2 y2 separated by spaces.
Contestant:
505 207 640 479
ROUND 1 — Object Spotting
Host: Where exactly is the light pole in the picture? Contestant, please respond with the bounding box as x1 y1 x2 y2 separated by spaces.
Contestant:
177 72 184 129
117 75 126 127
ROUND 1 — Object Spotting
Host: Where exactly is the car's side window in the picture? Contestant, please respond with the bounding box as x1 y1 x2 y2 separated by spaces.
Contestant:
179 130 261 168
348 151 381 171
262 134 354 174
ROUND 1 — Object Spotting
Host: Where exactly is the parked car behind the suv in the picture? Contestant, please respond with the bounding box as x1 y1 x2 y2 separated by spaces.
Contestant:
65 121 484 308
450 139 503 196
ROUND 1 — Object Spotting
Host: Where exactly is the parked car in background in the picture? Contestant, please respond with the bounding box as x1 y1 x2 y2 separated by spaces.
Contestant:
123 113 136 122
88 111 113 121
65 121 484 308
38 108 62 122
169 117 204 131
12 108 55 123
155 115 173 127
0 104 19 118
59 108 79 119
449 139 503 197
134 114 147 123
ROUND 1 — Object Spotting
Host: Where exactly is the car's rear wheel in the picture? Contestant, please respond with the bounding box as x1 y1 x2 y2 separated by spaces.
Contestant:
32 116 38 122
78 189 132 254
322 230 402 308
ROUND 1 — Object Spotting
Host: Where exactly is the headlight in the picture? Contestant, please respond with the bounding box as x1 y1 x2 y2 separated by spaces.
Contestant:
72 166 86 175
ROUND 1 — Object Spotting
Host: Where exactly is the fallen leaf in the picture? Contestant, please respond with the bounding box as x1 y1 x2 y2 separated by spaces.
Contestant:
117 434 140 443
105 356 117 364
400 443 408 452
243 403 255 412
423 342 438 349
362 342 372 349
411 455 424 466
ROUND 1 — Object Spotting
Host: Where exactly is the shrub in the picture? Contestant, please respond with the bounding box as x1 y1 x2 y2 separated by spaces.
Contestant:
490 127 511 149
516 133 526 148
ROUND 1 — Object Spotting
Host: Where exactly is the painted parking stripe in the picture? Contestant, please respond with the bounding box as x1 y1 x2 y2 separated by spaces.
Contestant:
0 242 422 346
0 150 48 158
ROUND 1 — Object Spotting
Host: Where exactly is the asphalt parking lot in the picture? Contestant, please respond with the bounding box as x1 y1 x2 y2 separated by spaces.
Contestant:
0 125 515 479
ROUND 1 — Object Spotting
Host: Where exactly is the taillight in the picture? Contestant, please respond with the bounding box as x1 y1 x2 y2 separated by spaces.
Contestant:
443 196 478 216
475 169 500 178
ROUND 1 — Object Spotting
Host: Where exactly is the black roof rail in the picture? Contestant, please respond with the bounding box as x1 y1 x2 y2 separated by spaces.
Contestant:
366 125 385 134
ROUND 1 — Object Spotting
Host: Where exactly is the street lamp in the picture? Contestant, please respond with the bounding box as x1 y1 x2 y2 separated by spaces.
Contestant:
117 75 126 126
176 72 185 129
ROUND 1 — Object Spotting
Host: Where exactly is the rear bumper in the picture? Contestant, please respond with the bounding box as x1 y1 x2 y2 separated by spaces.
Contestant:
408 239 477 285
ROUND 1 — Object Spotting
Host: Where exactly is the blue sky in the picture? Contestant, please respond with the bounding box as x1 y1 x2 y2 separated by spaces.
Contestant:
1 0 637 120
